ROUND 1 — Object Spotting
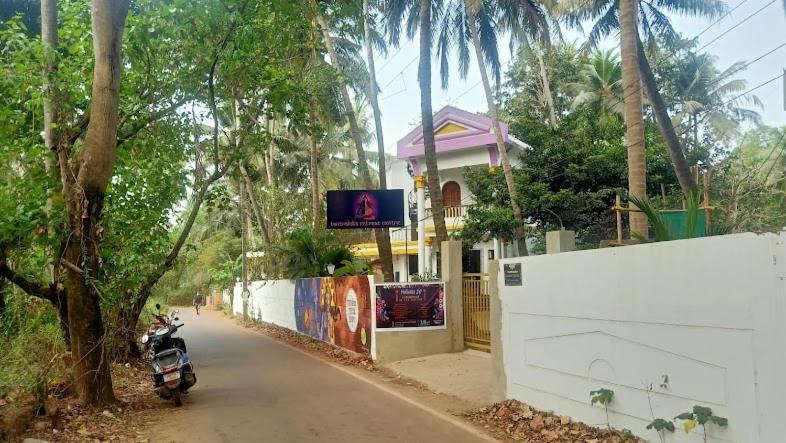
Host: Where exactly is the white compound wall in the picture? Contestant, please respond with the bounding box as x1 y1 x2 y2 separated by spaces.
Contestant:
497 233 786 442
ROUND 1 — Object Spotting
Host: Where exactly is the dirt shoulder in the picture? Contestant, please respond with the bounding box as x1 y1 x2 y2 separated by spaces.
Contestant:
13 363 165 443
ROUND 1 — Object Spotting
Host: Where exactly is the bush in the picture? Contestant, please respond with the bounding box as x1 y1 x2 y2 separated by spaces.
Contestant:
0 289 66 397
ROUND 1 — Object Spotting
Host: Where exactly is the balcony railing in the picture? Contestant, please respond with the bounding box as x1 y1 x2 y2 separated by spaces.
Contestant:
425 205 468 219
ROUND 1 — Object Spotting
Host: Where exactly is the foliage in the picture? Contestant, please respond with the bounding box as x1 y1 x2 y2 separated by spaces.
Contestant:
333 259 372 277
273 228 355 279
590 388 614 430
0 289 65 396
410 272 440 282
464 102 679 248
674 405 728 442
646 418 676 433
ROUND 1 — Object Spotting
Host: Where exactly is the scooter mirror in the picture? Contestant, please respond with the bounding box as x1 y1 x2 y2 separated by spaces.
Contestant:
174 317 179 321
155 303 161 310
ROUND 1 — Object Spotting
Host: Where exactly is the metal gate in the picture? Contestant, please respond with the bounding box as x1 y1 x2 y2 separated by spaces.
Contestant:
462 273 491 352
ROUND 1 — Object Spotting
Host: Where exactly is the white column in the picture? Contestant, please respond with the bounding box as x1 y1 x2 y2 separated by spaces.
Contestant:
416 176 426 275
425 241 432 274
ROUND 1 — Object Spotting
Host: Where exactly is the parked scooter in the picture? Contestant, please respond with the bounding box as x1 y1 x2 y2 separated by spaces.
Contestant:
140 304 196 406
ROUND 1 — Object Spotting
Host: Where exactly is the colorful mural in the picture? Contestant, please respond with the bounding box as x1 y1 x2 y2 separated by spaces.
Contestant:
294 276 372 354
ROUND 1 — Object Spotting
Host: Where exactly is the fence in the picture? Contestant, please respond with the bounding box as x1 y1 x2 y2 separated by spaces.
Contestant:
496 233 786 442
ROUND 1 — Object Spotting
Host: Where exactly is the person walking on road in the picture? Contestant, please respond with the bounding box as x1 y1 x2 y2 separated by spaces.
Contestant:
194 291 203 315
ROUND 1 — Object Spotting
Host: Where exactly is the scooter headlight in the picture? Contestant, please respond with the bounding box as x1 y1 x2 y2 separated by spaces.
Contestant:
140 334 149 344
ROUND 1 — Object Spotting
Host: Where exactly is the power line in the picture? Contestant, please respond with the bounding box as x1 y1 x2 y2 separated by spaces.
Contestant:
448 80 482 105
380 55 418 89
377 45 404 72
613 0 780 110
693 0 750 40
696 0 777 53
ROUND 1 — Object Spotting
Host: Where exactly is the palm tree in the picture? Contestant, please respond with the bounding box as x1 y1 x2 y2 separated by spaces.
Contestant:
672 53 763 150
312 1 395 281
432 0 549 255
562 0 725 233
568 49 624 116
385 0 449 248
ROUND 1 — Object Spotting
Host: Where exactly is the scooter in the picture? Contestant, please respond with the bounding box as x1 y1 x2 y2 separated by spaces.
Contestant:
140 304 196 407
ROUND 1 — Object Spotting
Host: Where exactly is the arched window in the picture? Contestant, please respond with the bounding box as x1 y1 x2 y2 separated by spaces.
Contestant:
442 181 461 207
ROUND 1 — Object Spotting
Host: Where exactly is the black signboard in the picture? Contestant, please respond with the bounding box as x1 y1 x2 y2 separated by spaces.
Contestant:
326 189 405 229
504 263 522 286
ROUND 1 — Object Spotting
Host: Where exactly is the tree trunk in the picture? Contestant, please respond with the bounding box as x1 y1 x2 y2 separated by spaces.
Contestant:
239 176 249 320
309 133 321 229
362 0 395 280
417 0 448 248
41 0 72 347
636 35 698 197
61 0 130 406
240 162 271 244
536 49 557 128
315 10 395 281
619 0 648 239
467 5 528 255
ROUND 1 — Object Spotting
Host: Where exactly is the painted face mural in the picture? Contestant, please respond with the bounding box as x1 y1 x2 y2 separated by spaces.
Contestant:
294 276 372 354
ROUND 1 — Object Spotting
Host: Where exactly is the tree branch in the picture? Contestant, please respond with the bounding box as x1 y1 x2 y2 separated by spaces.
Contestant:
116 95 194 147
0 257 60 304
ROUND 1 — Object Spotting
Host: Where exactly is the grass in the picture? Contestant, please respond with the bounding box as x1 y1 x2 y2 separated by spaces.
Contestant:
0 290 66 399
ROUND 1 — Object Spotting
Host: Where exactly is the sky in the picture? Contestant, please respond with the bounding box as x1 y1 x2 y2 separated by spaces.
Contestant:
370 0 786 157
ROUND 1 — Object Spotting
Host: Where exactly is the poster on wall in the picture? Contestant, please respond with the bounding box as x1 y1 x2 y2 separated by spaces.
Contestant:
326 189 405 229
294 276 372 354
376 283 446 331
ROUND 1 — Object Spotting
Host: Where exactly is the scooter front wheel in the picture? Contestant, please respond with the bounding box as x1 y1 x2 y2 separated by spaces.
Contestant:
172 388 182 407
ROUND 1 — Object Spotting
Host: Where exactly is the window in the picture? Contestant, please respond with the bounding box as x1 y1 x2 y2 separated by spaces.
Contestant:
442 181 461 207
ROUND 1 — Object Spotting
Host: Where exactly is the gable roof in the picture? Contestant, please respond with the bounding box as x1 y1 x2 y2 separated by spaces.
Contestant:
396 105 520 159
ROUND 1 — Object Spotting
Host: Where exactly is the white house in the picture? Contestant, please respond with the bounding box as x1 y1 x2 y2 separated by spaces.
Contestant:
351 105 528 281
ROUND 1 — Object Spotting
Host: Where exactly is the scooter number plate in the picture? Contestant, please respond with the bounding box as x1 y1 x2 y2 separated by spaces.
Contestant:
163 372 180 382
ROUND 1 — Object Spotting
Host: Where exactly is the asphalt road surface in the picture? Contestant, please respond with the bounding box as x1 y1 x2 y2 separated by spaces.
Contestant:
153 309 494 443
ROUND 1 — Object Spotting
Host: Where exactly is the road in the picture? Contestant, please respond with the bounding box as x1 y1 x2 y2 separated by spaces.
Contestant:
152 309 495 443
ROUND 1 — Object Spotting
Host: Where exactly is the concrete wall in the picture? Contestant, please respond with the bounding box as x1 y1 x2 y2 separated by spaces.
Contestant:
497 233 786 443
374 240 465 363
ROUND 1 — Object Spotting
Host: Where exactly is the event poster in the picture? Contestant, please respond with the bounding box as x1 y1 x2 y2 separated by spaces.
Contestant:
326 189 405 229
376 283 446 330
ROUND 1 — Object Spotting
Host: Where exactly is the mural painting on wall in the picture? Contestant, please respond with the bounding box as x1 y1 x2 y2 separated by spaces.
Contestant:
294 276 372 354
376 283 446 331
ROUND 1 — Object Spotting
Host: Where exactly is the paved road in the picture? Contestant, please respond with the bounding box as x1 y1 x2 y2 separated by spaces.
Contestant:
155 310 493 443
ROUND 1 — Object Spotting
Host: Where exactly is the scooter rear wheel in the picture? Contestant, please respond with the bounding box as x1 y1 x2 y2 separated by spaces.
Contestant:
172 388 182 407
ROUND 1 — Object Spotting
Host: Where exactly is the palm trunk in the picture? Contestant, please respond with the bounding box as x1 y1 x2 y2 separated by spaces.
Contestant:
309 133 321 229
536 49 557 127
467 5 528 255
417 0 448 248
636 35 697 197
619 0 648 239
363 0 395 280
315 10 394 281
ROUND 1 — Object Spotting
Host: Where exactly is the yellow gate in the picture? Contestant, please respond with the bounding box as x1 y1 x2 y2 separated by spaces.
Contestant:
462 273 491 352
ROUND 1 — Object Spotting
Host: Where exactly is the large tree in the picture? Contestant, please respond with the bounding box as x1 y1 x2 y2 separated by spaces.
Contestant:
386 0 449 247
563 0 726 202
61 0 130 405
312 1 395 281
